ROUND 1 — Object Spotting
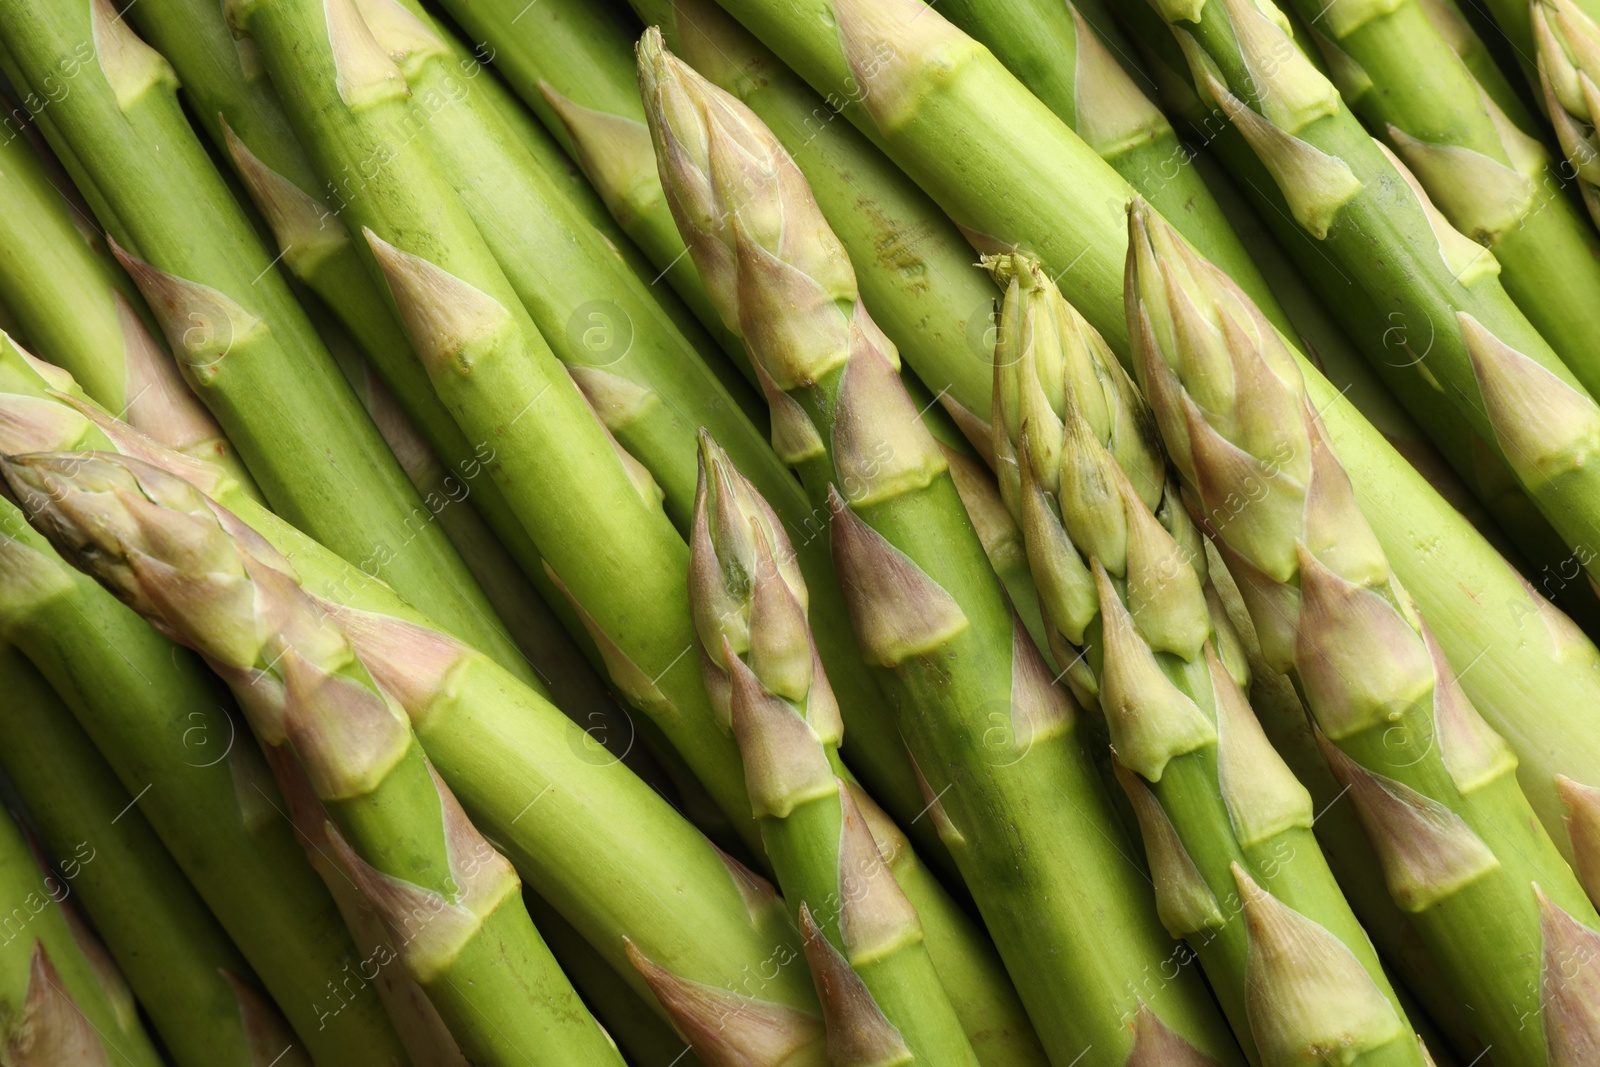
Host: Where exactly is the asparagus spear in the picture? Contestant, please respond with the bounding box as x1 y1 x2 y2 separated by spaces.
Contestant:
0 803 166 1067
642 33 1240 1062
710 0 1600 864
0 124 257 493
1277 0 1600 397
1126 199 1600 1062
0 514 406 1064
1531 0 1600 229
0 645 310 1067
0 0 534 683
690 433 1002 1065
4 451 626 1065
989 252 1424 1065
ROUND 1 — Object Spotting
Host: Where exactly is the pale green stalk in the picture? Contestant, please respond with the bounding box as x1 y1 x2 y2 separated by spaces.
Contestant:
689 435 1011 1065
1127 200 1600 1063
6 451 625 1066
1282 0 1600 397
642 34 1240 1063
0 645 309 1067
0 803 164 1067
990 254 1421 1065
707 0 1600 865
0 0 533 683
0 124 257 491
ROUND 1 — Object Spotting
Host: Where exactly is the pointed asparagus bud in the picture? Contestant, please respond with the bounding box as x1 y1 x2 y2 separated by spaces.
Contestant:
0 392 95 457
221 118 348 279
1458 311 1600 490
90 0 176 109
1317 734 1499 909
111 293 232 463
1209 644 1313 846
1016 435 1099 650
1536 885 1600 1059
1421 628 1517 794
278 647 411 802
220 971 312 1067
1233 864 1405 1061
1122 478 1209 659
1385 122 1541 246
1095 561 1216 782
3 942 112 1066
1299 404 1389 587
836 780 923 964
831 0 983 134
109 241 265 380
831 322 947 507
797 905 912 1067
563 367 665 509
1126 1002 1224 1065
725 644 835 820
1557 776 1600 904
363 230 519 381
828 488 969 666
323 0 409 107
624 939 824 1065
1533 0 1600 191
539 83 662 228
941 444 1028 583
1112 759 1225 938
906 751 966 849
1217 0 1343 130
1069 2 1172 156
1293 546 1435 739
1009 614 1077 753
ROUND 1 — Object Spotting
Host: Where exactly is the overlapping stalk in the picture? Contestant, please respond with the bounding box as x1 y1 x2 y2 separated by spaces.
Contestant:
1531 0 1600 228
1126 200 1600 1062
641 34 1240 1063
0 803 166 1067
1149 0 1600 584
706 0 1600 865
0 515 406 1063
0 0 536 685
0 644 309 1067
3 451 625 1066
0 126 256 492
689 434 996 1065
990 253 1422 1065
1276 0 1600 395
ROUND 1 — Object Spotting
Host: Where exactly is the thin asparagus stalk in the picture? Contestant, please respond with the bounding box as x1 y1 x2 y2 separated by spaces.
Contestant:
689 434 1004 1065
0 125 257 492
1411 0 1539 125
0 511 407 1064
0 645 310 1067
0 804 165 1067
0 0 534 683
1126 199 1600 1062
5 451 626 1066
989 252 1422 1065
709 0 1600 864
641 34 1240 1062
1280 0 1600 397
1531 0 1600 229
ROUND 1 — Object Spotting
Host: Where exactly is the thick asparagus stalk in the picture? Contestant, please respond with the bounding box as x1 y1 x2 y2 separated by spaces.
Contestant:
1277 0 1600 398
4 451 626 1065
642 34 1240 1062
1126 199 1600 1062
0 803 166 1067
0 125 256 492
708 0 1600 864
989 252 1423 1065
0 645 309 1067
689 434 1003 1065
0 0 533 683
1531 0 1600 229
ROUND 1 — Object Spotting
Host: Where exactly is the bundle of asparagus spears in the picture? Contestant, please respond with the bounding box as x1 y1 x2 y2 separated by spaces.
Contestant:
0 0 1597 1061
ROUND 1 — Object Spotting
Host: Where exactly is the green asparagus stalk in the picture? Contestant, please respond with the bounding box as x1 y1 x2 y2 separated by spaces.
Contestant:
989 252 1422 1064
1279 0 1600 397
642 33 1240 1062
0 516 406 1064
0 125 257 492
1410 0 1539 125
5 451 626 1066
1531 0 1600 229
0 803 166 1067
708 0 1600 864
0 0 535 683
690 433 1012 1065
1127 199 1600 1062
0 644 311 1067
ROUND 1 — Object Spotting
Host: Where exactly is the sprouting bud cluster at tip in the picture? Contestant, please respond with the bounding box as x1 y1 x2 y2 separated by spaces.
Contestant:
1533 0 1600 210
688 433 841 779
